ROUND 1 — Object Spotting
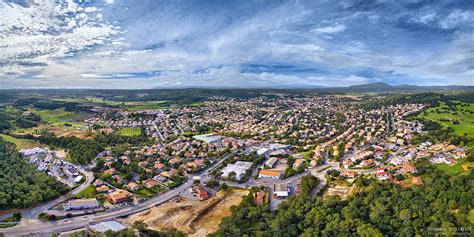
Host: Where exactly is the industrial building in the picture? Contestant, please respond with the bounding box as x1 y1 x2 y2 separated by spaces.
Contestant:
221 161 253 181
64 198 99 211
273 183 289 197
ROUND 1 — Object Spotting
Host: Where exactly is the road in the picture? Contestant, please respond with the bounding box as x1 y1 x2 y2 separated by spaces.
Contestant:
0 164 95 223
2 151 335 236
1 152 233 237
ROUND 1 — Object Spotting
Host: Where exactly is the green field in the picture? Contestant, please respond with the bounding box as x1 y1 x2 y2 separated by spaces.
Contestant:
117 127 142 137
54 97 170 111
417 101 474 137
434 163 465 176
75 185 96 199
0 134 39 149
31 108 90 128
119 101 169 111
469 210 474 224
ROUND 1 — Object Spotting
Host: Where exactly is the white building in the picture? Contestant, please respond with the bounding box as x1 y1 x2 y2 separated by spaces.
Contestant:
273 183 289 197
19 147 47 157
257 148 270 156
64 198 99 211
221 161 253 181
74 176 83 183
265 157 278 168
89 220 127 233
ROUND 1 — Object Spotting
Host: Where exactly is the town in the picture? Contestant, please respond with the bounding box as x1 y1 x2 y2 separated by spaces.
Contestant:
1 91 471 236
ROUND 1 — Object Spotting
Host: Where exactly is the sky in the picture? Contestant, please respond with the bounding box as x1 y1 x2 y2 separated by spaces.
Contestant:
0 0 473 89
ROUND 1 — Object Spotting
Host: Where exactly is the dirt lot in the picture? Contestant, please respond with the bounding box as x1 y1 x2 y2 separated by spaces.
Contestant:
122 188 249 236
324 184 355 200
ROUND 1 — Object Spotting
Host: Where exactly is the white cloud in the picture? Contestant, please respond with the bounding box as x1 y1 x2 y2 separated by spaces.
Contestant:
312 24 346 34
0 0 119 78
440 10 474 29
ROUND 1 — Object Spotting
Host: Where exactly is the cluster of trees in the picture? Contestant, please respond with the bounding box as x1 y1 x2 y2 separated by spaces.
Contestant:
32 100 87 112
14 113 41 129
214 171 473 236
0 138 68 210
38 134 104 164
95 132 150 147
0 111 12 131
411 126 473 148
283 156 304 179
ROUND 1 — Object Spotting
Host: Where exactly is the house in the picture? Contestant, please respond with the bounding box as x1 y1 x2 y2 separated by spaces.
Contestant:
258 169 283 179
374 151 385 160
343 159 354 169
292 159 304 169
127 182 140 191
273 183 289 197
107 189 132 205
64 198 99 211
377 171 391 181
154 163 165 170
144 179 158 189
339 170 357 178
360 159 374 167
104 168 117 175
402 162 417 173
197 186 210 200
93 179 104 187
375 168 391 181
430 154 452 165
443 145 456 152
96 185 110 193
19 147 47 157
453 151 466 159
390 157 404 166
296 184 302 194
416 150 430 159
191 186 210 200
254 191 265 205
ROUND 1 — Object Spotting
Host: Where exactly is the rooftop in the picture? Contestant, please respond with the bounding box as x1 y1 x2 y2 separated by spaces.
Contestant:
89 220 127 233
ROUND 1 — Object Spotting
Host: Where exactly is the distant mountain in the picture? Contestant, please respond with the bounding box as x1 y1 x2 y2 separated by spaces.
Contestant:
348 82 394 91
329 82 474 93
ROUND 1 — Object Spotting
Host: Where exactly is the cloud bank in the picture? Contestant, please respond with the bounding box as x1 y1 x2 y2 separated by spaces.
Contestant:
0 0 473 89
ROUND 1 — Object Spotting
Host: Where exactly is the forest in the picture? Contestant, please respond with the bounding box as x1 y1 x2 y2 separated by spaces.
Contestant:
0 138 68 210
213 171 473 236
37 134 104 165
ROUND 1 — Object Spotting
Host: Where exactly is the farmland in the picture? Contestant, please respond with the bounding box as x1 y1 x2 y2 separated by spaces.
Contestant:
417 101 474 137
0 134 39 149
117 127 142 137
53 97 169 111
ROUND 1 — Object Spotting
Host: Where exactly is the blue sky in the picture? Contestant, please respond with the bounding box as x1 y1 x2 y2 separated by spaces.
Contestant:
0 0 473 89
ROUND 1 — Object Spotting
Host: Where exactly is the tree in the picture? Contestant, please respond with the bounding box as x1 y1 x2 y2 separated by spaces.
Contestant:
0 138 68 210
228 171 237 180
206 179 219 188
212 169 474 236
132 221 148 232
219 183 228 191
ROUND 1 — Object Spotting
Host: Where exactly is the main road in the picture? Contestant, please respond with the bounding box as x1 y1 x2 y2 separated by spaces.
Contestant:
2 151 333 236
1 152 232 237
0 163 95 222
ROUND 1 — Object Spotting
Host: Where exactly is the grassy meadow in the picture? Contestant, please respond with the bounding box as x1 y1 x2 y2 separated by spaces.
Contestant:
417 101 474 137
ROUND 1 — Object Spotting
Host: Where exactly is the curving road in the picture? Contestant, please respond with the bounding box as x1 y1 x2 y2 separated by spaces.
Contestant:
1 153 232 237
1 152 334 236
